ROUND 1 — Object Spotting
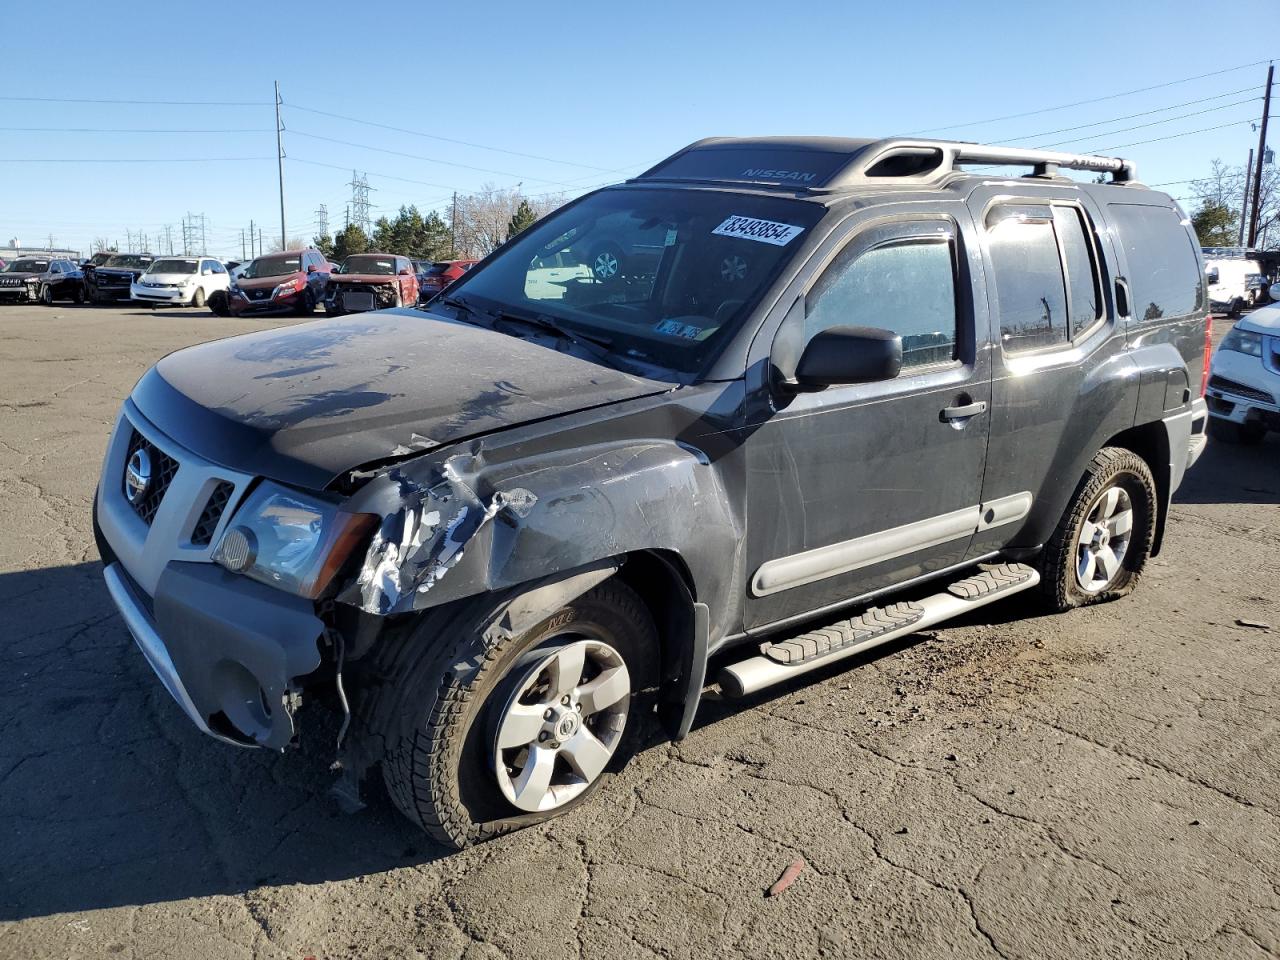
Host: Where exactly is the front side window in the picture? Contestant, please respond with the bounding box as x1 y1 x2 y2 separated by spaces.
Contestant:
1107 203 1203 321
448 187 825 376
805 236 958 368
986 206 1068 353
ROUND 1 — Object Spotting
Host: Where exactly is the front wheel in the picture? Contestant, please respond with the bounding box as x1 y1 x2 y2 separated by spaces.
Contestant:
39 284 54 306
1036 447 1158 612
191 287 206 308
381 580 658 848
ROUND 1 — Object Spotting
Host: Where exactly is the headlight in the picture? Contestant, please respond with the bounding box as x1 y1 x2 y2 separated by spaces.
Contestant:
213 481 375 598
273 278 301 298
1219 327 1264 358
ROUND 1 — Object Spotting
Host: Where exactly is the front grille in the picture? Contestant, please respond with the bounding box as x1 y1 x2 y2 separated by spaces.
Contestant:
191 481 234 546
124 430 179 525
1208 375 1275 405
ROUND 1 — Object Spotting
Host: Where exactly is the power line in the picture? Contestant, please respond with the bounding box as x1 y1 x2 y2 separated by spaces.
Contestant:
0 156 273 163
1036 99 1260 150
281 101 620 173
0 127 272 134
0 95 271 106
994 85 1260 144
907 57 1276 135
1086 116 1261 154
285 129 584 187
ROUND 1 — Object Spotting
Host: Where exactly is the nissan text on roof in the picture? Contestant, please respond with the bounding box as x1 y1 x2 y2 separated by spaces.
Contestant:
95 136 1210 847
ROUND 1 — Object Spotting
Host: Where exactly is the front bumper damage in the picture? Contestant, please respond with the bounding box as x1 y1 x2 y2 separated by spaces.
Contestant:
101 558 325 749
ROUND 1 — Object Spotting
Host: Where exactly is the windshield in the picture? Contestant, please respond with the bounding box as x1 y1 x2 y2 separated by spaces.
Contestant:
242 256 300 279
147 258 198 275
106 255 153 269
425 263 450 276
5 259 48 273
89 253 113 266
339 255 396 275
445 187 824 376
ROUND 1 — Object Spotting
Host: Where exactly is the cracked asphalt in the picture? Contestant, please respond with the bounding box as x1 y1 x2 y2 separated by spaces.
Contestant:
2 302 1279 959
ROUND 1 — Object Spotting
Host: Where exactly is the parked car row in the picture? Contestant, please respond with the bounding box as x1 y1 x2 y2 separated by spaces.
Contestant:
0 248 479 315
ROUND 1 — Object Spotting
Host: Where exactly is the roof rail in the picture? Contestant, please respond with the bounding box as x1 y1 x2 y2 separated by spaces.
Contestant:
825 138 1137 189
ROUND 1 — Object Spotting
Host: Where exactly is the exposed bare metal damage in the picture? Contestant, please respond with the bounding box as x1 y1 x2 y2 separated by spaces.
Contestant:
340 456 538 615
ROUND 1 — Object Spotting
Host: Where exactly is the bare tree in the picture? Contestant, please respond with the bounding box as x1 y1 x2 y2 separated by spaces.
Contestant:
452 184 567 258
268 236 311 253
91 236 115 253
1191 158 1280 247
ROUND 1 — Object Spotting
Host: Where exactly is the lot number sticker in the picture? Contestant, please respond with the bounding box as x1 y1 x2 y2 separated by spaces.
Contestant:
712 215 805 246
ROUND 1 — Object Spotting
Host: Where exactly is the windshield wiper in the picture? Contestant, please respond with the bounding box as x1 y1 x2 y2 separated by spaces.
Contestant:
440 296 623 369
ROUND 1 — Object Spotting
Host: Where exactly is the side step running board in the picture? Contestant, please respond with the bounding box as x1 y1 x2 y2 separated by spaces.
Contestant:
718 563 1039 698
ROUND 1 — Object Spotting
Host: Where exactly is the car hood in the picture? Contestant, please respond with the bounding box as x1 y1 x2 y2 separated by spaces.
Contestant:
0 271 41 280
235 274 298 291
1238 304 1280 335
131 308 671 489
139 272 195 284
330 273 399 284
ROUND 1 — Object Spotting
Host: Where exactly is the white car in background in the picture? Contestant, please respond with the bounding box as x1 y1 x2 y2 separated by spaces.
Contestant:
131 256 230 308
1206 305 1280 444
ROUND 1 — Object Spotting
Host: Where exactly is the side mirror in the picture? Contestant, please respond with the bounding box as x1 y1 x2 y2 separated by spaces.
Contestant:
306 264 317 274
794 326 903 386
1206 269 1219 284
398 267 412 276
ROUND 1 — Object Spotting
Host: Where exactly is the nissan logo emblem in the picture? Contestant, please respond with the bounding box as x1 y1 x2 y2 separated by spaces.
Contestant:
125 448 152 505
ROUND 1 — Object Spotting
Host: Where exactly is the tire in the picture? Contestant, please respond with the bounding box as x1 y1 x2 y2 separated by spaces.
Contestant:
191 287 205 308
207 290 229 317
71 286 83 304
1229 298 1244 319
380 580 658 848
1208 417 1266 445
39 284 54 306
1036 446 1158 612
295 289 315 315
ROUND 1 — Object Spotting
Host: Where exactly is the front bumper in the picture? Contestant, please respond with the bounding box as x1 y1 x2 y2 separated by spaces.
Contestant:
1206 349 1280 429
132 283 191 303
228 289 298 316
96 404 326 749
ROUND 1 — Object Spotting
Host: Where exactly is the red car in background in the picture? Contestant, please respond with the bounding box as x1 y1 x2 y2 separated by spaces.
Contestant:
226 249 329 317
323 253 420 315
417 258 478 301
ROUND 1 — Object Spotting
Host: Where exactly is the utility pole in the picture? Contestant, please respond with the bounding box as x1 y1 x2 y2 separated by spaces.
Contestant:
275 80 287 250
1239 149 1253 247
241 229 246 260
258 226 264 256
249 219 255 257
451 191 458 258
1248 62 1274 248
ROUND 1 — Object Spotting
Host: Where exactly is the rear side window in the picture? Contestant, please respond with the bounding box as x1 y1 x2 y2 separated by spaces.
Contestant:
806 237 957 368
986 207 1068 352
1107 203 1203 321
1054 207 1102 336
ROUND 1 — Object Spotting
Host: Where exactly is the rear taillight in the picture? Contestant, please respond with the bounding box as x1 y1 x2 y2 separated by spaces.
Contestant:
1200 315 1213 396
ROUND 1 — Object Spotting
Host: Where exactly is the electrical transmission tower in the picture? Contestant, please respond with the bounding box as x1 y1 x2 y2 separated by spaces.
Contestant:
315 203 329 239
347 171 373 234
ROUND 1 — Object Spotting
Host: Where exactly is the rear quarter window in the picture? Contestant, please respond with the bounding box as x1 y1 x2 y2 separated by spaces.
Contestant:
1107 203 1203 321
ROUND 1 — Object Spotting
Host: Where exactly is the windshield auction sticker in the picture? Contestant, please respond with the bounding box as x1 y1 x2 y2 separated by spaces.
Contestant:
712 215 805 246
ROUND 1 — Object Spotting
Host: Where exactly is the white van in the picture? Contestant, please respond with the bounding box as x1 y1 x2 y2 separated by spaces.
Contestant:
1203 248 1269 316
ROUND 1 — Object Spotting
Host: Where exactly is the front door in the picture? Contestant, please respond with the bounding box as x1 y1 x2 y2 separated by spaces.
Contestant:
744 208 993 631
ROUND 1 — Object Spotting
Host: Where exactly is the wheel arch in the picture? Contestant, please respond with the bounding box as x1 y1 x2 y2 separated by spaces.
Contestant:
1100 420 1171 556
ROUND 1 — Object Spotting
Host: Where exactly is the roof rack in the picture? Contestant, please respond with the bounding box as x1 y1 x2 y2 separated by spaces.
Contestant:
634 136 1139 193
821 138 1137 189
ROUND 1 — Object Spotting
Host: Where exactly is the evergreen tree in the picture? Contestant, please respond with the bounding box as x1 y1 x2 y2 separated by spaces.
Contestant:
312 234 335 259
506 199 538 240
333 224 370 262
1191 200 1239 247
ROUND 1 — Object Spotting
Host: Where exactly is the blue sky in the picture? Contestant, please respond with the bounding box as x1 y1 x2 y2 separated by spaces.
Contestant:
2 0 1276 258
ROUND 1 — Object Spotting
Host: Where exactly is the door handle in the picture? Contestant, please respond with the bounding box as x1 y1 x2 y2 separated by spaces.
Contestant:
940 400 987 422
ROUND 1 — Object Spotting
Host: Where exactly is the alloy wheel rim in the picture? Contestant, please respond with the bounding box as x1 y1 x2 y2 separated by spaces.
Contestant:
593 252 619 280
493 638 630 813
1075 485 1133 593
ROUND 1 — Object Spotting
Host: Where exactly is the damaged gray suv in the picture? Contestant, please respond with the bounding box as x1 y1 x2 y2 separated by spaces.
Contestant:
95 136 1210 847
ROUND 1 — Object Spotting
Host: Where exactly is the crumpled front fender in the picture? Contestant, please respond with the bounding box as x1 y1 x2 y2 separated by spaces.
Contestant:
335 437 740 620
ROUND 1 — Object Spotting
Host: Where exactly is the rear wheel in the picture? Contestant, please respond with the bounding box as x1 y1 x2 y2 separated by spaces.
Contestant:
381 580 658 848
1209 417 1266 445
1037 447 1158 612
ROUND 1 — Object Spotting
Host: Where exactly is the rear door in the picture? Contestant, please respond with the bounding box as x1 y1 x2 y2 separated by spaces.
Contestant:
743 203 994 630
965 184 1130 560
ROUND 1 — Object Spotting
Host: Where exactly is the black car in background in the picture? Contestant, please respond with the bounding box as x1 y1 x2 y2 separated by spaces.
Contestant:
0 257 84 304
87 253 154 303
